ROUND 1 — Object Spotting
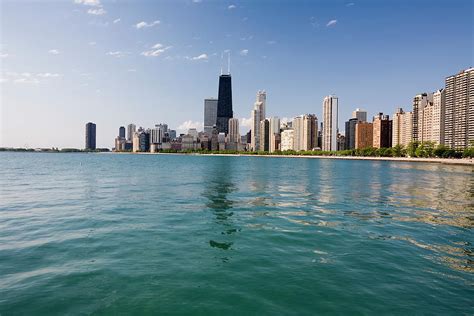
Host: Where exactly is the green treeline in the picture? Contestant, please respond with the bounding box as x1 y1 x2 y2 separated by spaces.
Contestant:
161 141 473 159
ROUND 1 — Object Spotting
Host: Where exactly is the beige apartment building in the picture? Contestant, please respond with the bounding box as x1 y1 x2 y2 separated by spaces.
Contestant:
392 108 413 147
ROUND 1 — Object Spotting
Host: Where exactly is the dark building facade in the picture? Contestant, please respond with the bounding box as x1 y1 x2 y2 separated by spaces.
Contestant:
344 118 358 150
139 131 150 152
85 122 96 150
216 74 233 134
119 126 126 138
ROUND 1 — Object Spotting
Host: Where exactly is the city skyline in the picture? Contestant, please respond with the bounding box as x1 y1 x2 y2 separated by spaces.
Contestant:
1 0 472 148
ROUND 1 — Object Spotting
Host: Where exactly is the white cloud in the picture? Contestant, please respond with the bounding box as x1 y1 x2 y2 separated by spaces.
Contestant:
239 49 248 56
239 117 252 129
48 49 60 55
192 0 202 3
135 20 160 29
113 18 121 23
266 40 276 45
4 71 60 84
88 7 106 15
178 120 203 132
141 44 172 57
190 53 208 60
106 51 128 58
228 4 236 9
74 0 101 6
14 78 40 84
326 19 337 27
88 41 96 46
346 2 355 6
37 73 61 78
0 53 8 58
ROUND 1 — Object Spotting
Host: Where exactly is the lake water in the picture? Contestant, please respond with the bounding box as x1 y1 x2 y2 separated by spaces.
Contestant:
0 152 473 314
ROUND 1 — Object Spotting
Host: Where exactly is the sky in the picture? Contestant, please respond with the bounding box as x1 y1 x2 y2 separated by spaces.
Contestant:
0 0 472 148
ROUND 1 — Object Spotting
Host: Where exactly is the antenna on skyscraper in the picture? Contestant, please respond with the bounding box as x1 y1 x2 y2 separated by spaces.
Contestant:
227 51 231 74
220 52 223 75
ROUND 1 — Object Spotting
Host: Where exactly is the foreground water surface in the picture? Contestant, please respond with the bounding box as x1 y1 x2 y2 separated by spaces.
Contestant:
0 152 473 314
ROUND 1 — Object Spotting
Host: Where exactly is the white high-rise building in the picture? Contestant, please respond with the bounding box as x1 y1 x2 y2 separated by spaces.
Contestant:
251 90 266 151
392 108 413 147
151 124 168 144
281 129 294 151
228 118 240 143
269 117 280 152
352 108 367 122
431 89 445 145
322 95 339 151
127 123 136 142
292 114 318 151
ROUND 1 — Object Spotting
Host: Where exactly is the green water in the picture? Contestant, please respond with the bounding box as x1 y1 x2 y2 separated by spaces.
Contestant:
0 153 473 314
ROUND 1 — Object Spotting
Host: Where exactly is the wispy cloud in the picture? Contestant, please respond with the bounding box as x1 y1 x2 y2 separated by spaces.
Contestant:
240 49 248 56
141 43 172 57
88 41 96 46
326 19 337 27
189 53 208 61
74 0 101 6
4 72 62 84
346 2 355 6
310 16 320 29
0 53 9 58
113 18 121 23
106 51 128 58
88 7 106 15
266 40 276 45
135 20 160 29
228 4 236 9
48 49 60 55
37 73 62 78
192 0 202 3
178 120 203 132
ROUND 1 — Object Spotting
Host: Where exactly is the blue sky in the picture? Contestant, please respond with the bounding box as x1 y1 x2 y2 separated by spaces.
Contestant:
1 0 472 148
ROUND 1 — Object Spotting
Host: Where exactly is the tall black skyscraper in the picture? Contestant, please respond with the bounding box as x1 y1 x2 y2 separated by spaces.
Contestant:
85 122 96 150
119 126 125 138
216 74 233 135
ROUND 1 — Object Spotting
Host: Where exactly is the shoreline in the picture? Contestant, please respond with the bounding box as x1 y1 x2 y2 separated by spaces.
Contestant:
108 151 474 166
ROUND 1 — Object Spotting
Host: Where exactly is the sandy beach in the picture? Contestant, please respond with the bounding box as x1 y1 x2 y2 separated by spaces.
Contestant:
108 152 474 166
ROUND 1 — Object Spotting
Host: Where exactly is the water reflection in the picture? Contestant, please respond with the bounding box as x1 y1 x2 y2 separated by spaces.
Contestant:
202 158 239 258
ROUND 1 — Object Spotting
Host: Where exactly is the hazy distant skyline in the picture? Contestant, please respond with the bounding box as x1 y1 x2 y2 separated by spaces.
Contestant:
1 0 472 148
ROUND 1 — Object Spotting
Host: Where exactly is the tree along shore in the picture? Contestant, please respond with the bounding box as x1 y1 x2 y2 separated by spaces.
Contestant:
2 141 473 159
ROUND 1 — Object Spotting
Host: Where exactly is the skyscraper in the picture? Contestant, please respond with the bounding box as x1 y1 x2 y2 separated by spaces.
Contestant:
293 114 318 151
322 95 338 151
355 122 373 149
344 118 358 150
281 129 294 151
204 98 218 134
127 124 136 142
445 68 473 150
372 113 392 148
85 122 96 150
119 126 125 139
251 91 266 151
228 118 240 144
352 108 367 122
269 116 280 152
412 93 433 142
259 119 270 152
392 108 413 147
431 89 446 145
216 74 233 134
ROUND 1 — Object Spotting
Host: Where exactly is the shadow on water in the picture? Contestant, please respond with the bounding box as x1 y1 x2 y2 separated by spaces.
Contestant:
202 158 240 260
